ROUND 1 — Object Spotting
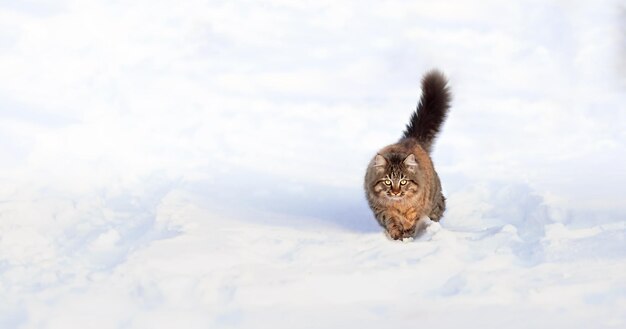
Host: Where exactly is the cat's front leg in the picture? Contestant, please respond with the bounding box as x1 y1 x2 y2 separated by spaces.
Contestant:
375 211 404 240
384 217 404 240
402 225 416 239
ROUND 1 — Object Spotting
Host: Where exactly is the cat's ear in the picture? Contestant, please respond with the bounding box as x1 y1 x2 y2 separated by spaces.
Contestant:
374 155 387 168
403 154 418 172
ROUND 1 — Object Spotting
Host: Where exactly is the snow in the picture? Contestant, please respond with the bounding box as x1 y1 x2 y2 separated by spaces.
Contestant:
1 0 625 328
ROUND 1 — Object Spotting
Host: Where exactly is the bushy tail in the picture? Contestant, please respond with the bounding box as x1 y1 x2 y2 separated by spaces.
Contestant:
402 70 451 153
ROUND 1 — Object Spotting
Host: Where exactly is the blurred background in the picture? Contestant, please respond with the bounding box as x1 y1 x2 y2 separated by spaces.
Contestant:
1 0 624 223
0 0 625 327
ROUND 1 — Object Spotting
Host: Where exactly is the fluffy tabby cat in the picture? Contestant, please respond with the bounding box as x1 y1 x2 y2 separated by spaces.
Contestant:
364 70 451 240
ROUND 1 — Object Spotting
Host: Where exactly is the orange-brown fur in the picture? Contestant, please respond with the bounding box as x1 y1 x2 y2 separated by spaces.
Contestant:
364 139 445 239
364 70 450 240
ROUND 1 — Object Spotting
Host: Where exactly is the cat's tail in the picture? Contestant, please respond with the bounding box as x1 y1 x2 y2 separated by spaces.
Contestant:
402 70 451 153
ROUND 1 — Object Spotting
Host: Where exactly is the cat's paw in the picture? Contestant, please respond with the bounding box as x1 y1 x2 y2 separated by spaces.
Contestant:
386 224 404 240
401 228 416 239
388 229 403 240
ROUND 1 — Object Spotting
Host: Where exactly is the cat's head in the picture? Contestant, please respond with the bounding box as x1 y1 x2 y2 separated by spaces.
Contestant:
368 153 420 201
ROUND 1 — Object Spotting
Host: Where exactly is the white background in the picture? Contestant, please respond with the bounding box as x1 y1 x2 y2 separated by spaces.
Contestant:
1 0 625 328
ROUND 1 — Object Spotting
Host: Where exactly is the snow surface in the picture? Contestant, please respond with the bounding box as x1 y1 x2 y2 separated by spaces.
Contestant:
1 0 625 328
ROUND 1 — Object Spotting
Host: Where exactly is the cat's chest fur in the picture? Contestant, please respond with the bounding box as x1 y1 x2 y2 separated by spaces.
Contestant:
364 70 449 240
384 200 421 228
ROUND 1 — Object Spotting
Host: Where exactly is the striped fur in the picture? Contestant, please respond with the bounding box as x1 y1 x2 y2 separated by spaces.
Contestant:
364 70 450 240
402 70 451 153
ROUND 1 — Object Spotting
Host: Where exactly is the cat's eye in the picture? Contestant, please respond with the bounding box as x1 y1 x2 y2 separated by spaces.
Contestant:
384 180 391 185
400 180 407 185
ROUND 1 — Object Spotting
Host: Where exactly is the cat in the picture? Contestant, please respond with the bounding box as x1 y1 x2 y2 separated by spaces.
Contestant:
364 70 451 240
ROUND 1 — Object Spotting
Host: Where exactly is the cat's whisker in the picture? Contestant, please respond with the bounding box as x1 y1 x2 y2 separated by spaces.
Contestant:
364 70 450 240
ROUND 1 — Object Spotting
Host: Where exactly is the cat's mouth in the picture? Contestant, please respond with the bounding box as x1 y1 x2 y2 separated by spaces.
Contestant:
386 194 404 200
